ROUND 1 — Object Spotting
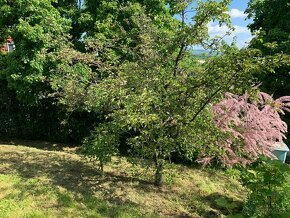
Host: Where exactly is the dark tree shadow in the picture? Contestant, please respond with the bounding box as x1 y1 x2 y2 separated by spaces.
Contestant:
0 142 246 217
0 150 154 195
0 145 164 217
285 155 290 164
0 139 78 152
199 192 243 217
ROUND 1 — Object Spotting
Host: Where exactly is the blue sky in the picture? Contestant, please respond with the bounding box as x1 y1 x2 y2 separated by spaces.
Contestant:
207 0 252 48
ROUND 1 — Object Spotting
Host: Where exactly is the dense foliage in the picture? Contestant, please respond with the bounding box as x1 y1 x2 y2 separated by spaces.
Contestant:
240 157 290 217
247 0 290 55
246 0 290 143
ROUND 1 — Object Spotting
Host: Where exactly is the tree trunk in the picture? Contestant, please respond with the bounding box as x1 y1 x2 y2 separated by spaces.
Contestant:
154 155 164 186
99 162 104 177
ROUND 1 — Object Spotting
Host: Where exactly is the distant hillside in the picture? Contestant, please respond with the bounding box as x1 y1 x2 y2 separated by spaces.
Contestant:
190 49 211 60
192 49 210 55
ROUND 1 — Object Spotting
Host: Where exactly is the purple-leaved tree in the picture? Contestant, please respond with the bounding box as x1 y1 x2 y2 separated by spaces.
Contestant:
206 92 290 166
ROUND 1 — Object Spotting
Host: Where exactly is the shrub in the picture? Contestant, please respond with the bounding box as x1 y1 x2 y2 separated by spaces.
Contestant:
82 123 120 173
240 157 290 217
208 91 290 166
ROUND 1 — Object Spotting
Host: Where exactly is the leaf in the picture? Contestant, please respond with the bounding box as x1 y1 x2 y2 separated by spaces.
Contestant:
215 197 229 207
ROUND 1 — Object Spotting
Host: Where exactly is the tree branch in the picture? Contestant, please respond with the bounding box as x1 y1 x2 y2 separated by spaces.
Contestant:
189 69 241 123
173 9 218 77
173 10 186 77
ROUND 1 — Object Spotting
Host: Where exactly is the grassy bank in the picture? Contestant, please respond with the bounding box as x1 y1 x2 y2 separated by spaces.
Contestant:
0 140 246 217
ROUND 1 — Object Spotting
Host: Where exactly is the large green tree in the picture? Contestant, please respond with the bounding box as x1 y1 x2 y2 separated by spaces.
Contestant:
246 0 290 96
0 0 72 102
77 0 270 185
0 0 179 103
246 0 290 143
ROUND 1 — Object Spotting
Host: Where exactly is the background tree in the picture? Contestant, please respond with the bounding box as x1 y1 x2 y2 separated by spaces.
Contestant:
0 0 176 142
246 0 290 142
0 0 96 143
0 0 71 102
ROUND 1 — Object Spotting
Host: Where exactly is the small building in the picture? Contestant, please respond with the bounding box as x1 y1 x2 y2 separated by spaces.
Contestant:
0 37 15 53
272 142 289 163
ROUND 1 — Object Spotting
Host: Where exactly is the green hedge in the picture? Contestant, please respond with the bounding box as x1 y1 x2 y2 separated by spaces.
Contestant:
0 80 100 144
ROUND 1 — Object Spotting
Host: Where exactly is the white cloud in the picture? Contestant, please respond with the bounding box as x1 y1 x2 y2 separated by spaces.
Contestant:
207 22 251 38
227 9 247 19
207 22 230 37
207 22 252 48
232 25 251 35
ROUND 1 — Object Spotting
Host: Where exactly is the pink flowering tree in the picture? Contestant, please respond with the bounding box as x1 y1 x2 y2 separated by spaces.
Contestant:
203 91 290 166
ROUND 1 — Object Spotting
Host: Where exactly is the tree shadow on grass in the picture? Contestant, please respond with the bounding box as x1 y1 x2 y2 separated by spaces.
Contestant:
0 149 153 194
196 192 244 218
2 176 148 218
0 143 246 217
0 139 79 153
0 146 162 216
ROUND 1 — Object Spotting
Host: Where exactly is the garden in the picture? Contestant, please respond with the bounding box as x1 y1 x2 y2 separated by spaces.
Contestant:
0 0 289 217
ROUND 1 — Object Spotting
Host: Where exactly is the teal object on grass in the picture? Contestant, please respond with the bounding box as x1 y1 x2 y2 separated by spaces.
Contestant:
272 143 289 163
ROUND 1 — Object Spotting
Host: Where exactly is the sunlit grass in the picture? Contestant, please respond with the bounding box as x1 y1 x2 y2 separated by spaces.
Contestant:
0 141 246 217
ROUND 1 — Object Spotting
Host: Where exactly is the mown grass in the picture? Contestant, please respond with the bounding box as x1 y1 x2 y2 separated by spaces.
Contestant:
0 140 246 217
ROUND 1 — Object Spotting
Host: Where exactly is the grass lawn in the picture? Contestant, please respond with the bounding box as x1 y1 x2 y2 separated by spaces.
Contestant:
0 140 246 218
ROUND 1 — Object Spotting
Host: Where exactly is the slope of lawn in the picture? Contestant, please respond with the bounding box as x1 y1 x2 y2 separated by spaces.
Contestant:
0 140 246 218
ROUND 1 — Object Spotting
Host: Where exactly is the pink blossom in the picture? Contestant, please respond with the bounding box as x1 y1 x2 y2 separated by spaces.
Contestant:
202 92 290 166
